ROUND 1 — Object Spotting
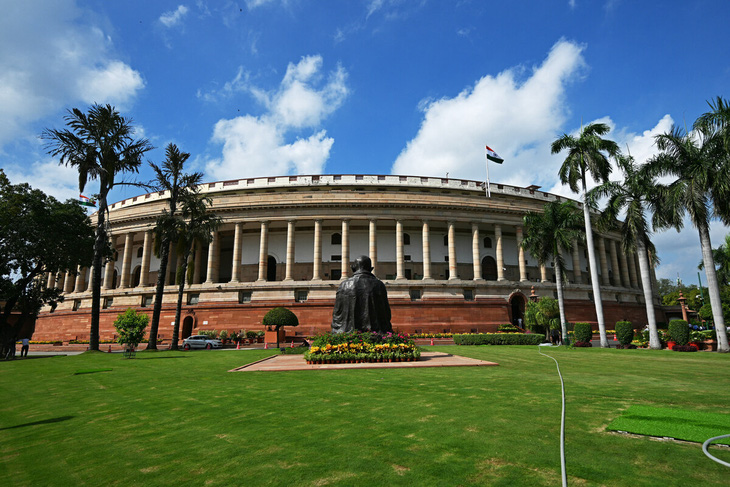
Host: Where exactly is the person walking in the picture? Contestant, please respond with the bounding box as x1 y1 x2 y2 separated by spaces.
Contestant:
20 338 30 358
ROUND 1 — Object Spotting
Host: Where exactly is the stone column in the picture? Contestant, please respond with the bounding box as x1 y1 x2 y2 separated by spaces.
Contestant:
45 272 54 289
175 252 185 285
599 236 610 286
103 259 115 289
193 243 203 284
206 230 220 284
472 223 482 280
447 221 458 280
256 222 269 282
540 264 548 282
74 266 85 293
516 226 527 282
55 272 64 290
627 250 638 288
634 255 643 288
571 240 582 284
340 219 350 279
63 270 75 293
119 232 134 288
85 265 94 292
285 220 295 281
312 219 322 280
619 250 631 289
422 221 431 280
396 220 405 280
369 220 377 276
609 239 621 287
231 223 242 283
495 224 505 281
139 230 152 287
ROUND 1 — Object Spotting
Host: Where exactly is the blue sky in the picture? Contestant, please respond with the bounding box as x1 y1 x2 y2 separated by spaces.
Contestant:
1 0 729 287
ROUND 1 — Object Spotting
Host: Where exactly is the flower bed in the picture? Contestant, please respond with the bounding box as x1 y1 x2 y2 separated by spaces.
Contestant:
304 331 420 363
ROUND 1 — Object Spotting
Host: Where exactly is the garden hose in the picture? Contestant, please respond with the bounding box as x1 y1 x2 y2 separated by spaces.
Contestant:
702 434 730 468
538 346 568 487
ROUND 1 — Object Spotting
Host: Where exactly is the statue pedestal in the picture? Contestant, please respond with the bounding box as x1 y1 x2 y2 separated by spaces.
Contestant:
265 328 286 346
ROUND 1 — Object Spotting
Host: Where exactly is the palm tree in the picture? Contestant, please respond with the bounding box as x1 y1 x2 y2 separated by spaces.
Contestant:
650 121 730 353
147 144 203 350
698 233 730 287
552 122 620 348
43 105 152 350
588 154 662 349
170 190 221 350
522 201 584 344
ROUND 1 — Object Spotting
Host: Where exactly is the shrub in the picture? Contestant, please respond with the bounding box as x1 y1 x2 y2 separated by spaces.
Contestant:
113 308 149 352
199 329 218 339
573 341 592 347
453 333 544 346
219 330 228 341
668 320 690 346
615 321 634 345
263 307 299 330
497 324 521 333
673 344 698 352
573 323 593 343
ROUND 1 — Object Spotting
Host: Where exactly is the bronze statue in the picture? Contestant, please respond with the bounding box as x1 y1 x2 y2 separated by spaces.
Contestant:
331 255 392 333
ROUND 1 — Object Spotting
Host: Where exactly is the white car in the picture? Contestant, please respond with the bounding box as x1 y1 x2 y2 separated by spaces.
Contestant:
182 335 223 350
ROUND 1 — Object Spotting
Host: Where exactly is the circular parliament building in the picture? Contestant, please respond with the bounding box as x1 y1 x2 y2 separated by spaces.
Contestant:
35 174 664 341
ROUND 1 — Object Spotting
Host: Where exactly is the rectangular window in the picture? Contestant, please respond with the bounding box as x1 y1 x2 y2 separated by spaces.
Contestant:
239 291 251 303
141 295 153 307
409 289 422 301
334 175 342 181
188 293 200 305
103 297 113 309
72 299 81 311
295 290 308 302
331 269 341 280
463 289 474 301
404 255 411 261
331 255 342 261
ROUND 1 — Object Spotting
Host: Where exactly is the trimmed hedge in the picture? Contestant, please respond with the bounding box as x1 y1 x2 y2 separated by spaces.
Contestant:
574 322 593 343
615 321 634 345
454 333 544 346
668 320 689 346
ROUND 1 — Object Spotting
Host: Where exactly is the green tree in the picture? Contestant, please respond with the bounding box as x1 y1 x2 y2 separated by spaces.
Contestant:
43 105 152 351
147 144 203 350
170 190 221 350
113 308 149 355
523 297 560 342
588 154 662 349
522 201 584 344
552 122 620 348
650 117 730 352
0 170 94 358
263 307 299 348
698 233 730 287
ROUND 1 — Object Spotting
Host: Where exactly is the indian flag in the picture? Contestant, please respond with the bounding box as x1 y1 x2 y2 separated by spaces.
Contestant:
79 195 96 207
485 145 504 164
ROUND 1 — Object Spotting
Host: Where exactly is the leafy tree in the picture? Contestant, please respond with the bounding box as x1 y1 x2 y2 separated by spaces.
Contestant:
113 308 149 355
552 122 620 348
43 105 152 351
588 154 662 349
148 144 203 350
522 201 584 344
523 297 560 341
170 190 221 350
0 171 94 358
650 114 730 352
263 307 299 348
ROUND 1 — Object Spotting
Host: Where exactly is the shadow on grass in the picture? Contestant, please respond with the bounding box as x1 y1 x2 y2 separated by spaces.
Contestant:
133 356 190 360
0 416 74 431
73 368 113 375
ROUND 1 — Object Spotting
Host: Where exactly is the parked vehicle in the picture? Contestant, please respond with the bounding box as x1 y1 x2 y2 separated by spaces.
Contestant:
182 335 223 350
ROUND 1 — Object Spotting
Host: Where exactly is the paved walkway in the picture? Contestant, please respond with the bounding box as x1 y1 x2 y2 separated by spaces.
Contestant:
230 351 499 372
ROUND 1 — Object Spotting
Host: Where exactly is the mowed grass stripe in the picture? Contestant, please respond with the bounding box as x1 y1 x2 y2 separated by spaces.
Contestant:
607 405 730 444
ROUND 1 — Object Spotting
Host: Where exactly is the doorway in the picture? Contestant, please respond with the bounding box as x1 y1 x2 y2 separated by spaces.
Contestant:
182 316 194 339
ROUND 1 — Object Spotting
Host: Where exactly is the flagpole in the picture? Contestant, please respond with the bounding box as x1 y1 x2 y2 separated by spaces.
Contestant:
485 155 491 198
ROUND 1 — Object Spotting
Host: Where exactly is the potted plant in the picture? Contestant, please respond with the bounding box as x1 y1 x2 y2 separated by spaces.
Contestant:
262 307 299 348
219 329 228 344
668 320 690 351
256 330 265 343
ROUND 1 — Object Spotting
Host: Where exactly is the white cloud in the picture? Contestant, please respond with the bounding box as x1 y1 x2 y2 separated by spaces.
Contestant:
392 39 586 187
159 5 189 28
0 0 144 148
4 157 83 202
204 55 347 179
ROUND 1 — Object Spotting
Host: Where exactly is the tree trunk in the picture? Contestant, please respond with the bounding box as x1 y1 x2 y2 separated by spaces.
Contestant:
555 261 569 345
147 237 170 350
581 180 608 347
637 239 661 349
170 246 192 351
698 224 729 352
89 195 108 351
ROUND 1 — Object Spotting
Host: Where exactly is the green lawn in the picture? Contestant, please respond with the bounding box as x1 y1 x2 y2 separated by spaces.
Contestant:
0 346 728 486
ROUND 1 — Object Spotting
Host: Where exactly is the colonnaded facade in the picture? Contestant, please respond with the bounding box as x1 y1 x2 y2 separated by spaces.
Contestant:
34 174 664 341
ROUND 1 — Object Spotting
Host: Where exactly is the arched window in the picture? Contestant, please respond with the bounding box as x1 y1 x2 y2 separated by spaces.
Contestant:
403 233 411 245
483 237 492 249
331 233 342 245
481 256 497 280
